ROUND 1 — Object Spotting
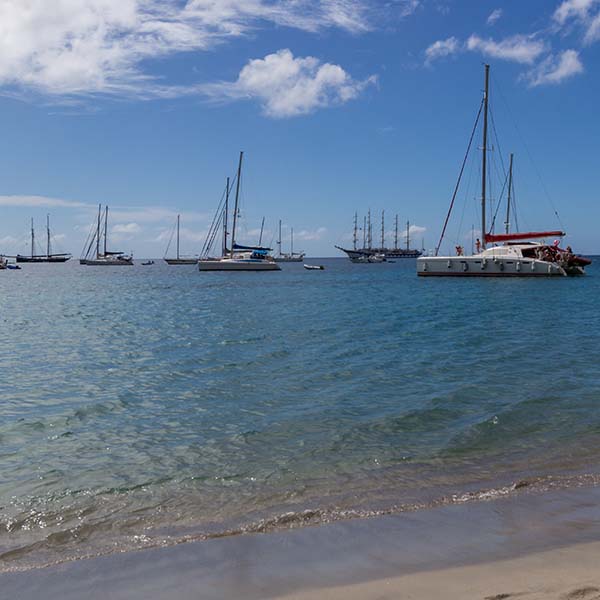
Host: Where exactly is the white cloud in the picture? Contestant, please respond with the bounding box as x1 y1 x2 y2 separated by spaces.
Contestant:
425 37 460 63
155 226 206 244
201 49 376 118
409 225 426 236
0 235 19 246
487 8 503 26
526 49 584 86
466 34 547 64
553 0 598 25
112 222 141 234
295 227 327 241
0 194 88 208
0 0 373 99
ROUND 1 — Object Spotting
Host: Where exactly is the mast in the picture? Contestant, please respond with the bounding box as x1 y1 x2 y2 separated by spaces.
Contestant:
96 204 101 259
291 228 294 255
30 218 35 258
104 206 109 256
278 220 282 257
223 177 230 256
46 215 51 257
353 212 358 251
367 209 372 250
176 214 180 259
406 220 410 251
505 153 513 235
259 217 265 246
481 63 490 250
394 214 399 250
230 151 243 258
363 216 366 249
380 210 385 250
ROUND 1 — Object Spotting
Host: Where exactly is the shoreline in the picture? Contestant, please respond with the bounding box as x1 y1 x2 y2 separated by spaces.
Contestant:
2 483 600 599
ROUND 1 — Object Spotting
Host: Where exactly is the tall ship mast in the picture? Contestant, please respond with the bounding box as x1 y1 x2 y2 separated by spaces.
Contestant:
16 215 72 263
417 64 590 277
335 210 422 261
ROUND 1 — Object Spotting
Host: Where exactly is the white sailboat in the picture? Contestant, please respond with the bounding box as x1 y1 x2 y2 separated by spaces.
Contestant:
81 205 133 266
274 220 305 262
198 152 280 272
164 215 198 265
417 64 590 278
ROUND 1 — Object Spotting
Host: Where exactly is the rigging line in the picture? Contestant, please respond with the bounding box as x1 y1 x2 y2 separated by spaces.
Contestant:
435 97 484 256
490 70 565 231
489 169 510 233
455 147 478 247
201 180 230 257
163 220 176 259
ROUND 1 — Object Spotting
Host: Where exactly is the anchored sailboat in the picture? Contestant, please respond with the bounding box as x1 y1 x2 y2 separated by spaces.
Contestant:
275 220 305 262
80 205 133 266
198 152 280 272
16 216 72 263
164 215 198 264
417 64 590 277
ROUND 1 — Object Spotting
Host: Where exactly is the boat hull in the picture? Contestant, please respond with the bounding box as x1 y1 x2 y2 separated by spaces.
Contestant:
336 246 421 260
274 256 304 263
198 259 280 271
16 255 71 263
164 258 198 265
416 256 577 277
83 258 134 266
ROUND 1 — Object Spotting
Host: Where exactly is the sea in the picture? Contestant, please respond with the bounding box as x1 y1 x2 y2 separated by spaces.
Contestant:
1 257 600 572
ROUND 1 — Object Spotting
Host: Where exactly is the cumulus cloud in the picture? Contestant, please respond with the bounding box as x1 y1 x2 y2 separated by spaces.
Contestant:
0 0 372 98
525 49 584 86
112 222 141 235
553 0 600 44
0 194 88 208
201 49 376 118
466 34 547 64
294 227 328 241
487 8 503 26
425 37 460 63
409 225 426 236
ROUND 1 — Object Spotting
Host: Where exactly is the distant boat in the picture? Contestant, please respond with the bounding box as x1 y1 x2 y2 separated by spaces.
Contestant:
275 221 305 262
80 205 133 266
303 264 324 270
16 216 72 263
7 264 21 270
417 64 590 277
164 215 198 265
0 256 7 270
336 212 421 261
142 260 155 266
198 152 280 272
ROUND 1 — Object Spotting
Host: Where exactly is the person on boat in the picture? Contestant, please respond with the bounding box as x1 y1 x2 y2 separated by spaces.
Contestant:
455 245 463 256
475 238 481 254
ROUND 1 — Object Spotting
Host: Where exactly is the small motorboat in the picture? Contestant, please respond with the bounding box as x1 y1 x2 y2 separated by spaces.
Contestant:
142 260 155 265
304 264 324 270
7 264 21 270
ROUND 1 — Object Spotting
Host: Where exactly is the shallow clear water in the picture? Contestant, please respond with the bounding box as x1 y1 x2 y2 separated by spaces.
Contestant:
1 258 600 569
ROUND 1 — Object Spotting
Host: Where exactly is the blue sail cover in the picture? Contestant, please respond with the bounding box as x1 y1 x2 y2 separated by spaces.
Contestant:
233 244 272 253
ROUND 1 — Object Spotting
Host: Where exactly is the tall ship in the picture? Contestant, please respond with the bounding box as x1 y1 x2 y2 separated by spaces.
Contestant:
274 220 305 262
336 211 422 261
417 64 590 277
164 214 198 264
198 152 280 272
16 216 72 263
80 205 133 266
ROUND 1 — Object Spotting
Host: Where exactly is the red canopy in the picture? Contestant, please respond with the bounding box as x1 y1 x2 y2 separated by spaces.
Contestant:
485 230 565 244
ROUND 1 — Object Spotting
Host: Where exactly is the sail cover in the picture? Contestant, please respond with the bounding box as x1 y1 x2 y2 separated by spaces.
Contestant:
233 244 273 252
485 230 565 243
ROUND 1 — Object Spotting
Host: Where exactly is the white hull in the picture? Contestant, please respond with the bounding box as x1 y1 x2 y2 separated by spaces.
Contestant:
417 255 572 277
83 257 134 266
198 258 281 271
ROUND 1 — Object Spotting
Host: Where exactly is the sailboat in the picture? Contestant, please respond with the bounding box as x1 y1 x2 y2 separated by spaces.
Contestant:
417 64 590 277
164 215 198 264
0 255 7 270
198 152 280 272
16 216 72 263
80 205 133 266
274 220 305 262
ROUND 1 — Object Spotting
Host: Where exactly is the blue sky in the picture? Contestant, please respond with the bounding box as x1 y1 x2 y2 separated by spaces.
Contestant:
1 0 599 257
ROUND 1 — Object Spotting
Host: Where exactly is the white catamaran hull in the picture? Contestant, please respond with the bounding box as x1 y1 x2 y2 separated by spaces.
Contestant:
417 256 574 277
198 259 280 271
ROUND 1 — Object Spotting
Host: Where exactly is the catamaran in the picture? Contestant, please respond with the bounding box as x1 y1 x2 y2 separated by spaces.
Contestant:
80 205 133 266
16 216 72 263
164 214 198 264
274 220 305 262
198 152 280 272
417 64 590 277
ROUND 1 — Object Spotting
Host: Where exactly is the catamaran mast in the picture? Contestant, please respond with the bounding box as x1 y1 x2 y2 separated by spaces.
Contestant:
104 206 108 257
259 217 265 246
230 151 243 258
223 177 230 256
30 218 35 258
46 214 51 258
277 220 282 257
176 214 180 259
505 153 513 235
291 228 294 255
96 204 101 259
481 64 490 250
353 212 358 251
394 214 399 250
380 210 385 250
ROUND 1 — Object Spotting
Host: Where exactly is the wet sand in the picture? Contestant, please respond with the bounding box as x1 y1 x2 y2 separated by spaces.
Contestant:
2 484 600 599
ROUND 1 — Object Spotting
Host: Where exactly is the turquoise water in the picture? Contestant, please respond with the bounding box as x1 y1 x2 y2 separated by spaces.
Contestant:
1 258 600 569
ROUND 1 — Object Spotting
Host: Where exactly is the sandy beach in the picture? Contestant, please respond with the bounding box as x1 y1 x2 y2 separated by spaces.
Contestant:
2 484 600 600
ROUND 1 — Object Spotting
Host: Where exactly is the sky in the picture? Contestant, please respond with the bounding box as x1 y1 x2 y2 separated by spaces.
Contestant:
1 0 600 258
